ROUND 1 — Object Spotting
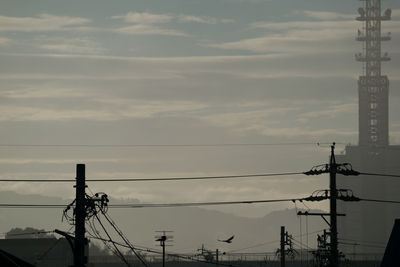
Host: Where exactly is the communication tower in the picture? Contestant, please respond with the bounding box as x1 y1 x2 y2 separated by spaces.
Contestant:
337 0 399 256
356 0 391 147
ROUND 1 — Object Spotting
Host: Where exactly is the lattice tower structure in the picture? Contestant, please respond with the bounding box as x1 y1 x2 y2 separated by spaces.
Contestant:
356 0 391 147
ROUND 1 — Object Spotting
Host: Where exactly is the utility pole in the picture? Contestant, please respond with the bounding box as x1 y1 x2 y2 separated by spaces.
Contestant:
74 164 87 267
329 144 338 267
303 142 360 267
216 249 219 266
156 231 173 267
280 226 285 267
162 239 165 267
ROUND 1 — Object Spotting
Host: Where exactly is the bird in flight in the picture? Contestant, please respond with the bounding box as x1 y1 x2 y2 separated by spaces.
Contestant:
218 235 234 243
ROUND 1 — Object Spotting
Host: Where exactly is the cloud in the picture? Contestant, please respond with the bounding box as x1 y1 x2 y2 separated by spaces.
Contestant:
300 10 355 20
197 100 358 139
38 38 106 54
112 12 232 36
250 19 355 31
207 16 400 54
0 158 121 165
296 103 357 123
0 99 207 122
260 127 357 138
199 107 297 132
0 37 12 45
391 9 400 19
112 12 185 36
114 24 187 36
0 87 88 99
0 14 90 32
221 0 270 3
205 19 358 53
206 33 350 53
112 12 174 24
178 15 233 24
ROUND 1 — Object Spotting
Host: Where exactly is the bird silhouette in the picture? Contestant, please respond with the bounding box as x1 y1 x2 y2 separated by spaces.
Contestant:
218 235 234 243
156 235 167 242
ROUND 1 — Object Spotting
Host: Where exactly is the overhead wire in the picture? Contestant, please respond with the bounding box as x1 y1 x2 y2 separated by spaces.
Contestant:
338 241 385 249
110 198 302 208
338 238 386 246
227 239 280 253
86 219 121 260
0 142 335 148
0 171 398 183
291 237 314 251
358 172 400 178
100 210 149 267
94 213 132 267
0 198 304 209
2 195 400 209
358 198 400 204
0 171 305 183
37 226 74 261
88 235 242 267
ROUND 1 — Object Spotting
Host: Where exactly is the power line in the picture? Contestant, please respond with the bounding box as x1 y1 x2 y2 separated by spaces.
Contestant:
88 235 242 267
338 238 386 246
227 240 280 253
291 236 314 251
94 213 132 267
0 204 66 208
2 196 400 209
359 172 400 178
1 171 398 183
0 198 303 209
359 198 400 204
0 142 334 148
100 210 149 266
110 198 301 208
0 172 304 183
338 242 385 249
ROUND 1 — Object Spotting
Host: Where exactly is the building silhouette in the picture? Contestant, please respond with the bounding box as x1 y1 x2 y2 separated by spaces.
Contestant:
337 0 400 255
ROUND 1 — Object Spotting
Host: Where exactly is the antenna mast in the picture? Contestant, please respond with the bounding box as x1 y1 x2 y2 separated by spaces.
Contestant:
356 0 391 147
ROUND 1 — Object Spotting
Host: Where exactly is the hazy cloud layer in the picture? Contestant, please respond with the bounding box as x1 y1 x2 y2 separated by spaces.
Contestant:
0 0 399 219
0 14 91 32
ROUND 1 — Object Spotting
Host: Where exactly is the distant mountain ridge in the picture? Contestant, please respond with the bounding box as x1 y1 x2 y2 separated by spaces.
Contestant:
0 191 325 253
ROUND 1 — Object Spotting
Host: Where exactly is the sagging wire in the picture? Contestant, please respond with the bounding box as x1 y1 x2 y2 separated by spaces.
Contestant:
62 191 135 267
100 209 149 267
37 226 74 262
86 219 122 263
63 192 149 267
88 235 242 267
94 213 132 267
300 201 310 262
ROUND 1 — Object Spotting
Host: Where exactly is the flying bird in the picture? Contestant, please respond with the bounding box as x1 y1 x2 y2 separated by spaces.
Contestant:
218 235 234 243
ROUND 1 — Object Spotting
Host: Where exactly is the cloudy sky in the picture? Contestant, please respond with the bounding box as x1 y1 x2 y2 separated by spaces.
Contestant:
0 0 399 217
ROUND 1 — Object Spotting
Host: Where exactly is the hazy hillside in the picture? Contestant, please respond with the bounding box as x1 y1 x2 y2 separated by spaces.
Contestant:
0 191 326 253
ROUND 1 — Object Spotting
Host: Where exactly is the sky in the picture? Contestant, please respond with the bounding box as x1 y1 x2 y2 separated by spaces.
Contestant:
0 0 399 218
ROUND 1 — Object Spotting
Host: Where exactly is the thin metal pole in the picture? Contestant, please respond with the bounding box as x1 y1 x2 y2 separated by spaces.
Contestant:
162 240 165 267
281 226 285 267
74 164 86 267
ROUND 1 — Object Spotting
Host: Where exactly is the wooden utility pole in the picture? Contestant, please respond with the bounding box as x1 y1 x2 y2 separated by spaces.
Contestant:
303 142 361 267
280 226 285 267
329 144 339 267
74 164 87 267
